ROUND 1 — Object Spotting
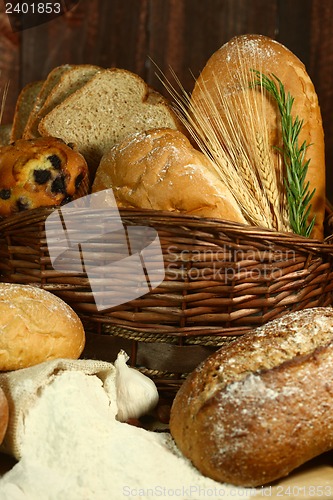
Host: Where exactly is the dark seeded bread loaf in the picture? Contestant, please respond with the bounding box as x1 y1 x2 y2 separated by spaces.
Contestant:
170 307 333 487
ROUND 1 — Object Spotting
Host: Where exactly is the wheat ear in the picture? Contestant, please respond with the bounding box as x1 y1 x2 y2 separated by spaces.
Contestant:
0 81 9 125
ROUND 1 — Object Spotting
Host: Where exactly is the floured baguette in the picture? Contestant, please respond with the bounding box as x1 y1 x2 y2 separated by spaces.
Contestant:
10 80 44 142
170 307 333 487
38 68 183 174
189 34 326 239
92 128 247 223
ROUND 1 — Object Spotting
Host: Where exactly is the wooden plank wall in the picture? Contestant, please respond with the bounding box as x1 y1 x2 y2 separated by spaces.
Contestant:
0 0 332 202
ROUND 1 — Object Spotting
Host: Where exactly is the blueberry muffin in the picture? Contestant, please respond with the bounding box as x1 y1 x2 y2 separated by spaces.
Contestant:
0 137 89 216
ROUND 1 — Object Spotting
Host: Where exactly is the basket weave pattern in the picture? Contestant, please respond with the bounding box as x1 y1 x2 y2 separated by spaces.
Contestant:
0 206 333 380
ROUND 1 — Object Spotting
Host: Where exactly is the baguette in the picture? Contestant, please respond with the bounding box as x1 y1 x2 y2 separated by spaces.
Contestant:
170 307 333 487
191 34 326 239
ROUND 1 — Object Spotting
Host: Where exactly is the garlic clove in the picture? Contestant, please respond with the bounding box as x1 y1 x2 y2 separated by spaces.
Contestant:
114 350 159 422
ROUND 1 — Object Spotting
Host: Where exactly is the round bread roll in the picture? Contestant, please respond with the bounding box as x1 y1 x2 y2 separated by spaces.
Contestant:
92 128 247 223
0 283 85 370
0 388 9 445
170 307 333 487
0 136 89 217
191 34 326 239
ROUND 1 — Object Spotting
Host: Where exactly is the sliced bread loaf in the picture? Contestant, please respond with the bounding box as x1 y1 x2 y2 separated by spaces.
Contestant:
10 80 44 142
33 64 101 132
38 68 183 174
23 64 74 139
0 124 12 146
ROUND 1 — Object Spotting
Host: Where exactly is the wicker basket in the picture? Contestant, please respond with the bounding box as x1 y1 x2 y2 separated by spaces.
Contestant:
0 206 333 391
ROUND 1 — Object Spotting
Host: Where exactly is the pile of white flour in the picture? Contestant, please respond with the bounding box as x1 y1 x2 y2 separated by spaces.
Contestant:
0 370 260 499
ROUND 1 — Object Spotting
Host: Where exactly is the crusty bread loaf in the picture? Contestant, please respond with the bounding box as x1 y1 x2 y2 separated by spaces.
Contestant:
170 307 333 487
38 69 183 174
10 80 44 142
191 34 326 239
23 64 74 140
92 128 247 223
0 136 89 216
0 283 85 370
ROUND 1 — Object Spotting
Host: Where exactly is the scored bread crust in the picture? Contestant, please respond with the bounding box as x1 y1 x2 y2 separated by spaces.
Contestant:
191 34 326 239
92 128 247 223
170 307 333 487
0 283 86 370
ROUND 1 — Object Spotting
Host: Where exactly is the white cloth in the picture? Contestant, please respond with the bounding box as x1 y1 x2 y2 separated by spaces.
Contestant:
0 358 114 459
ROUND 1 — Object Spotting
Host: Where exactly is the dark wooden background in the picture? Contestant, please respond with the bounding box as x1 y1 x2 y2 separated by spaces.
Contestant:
0 0 332 202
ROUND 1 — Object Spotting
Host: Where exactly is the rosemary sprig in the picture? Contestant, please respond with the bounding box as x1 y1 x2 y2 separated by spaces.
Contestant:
251 70 316 237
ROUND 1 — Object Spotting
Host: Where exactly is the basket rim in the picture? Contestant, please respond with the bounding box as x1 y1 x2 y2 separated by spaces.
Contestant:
0 205 332 254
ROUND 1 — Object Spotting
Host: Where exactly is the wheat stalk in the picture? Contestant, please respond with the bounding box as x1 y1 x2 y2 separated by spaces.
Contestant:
219 49 289 231
0 81 9 125
160 62 290 230
214 74 281 227
164 70 273 227
245 70 288 231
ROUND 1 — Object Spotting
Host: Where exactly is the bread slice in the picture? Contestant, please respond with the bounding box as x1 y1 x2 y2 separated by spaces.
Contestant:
38 68 183 173
22 64 74 139
33 65 101 133
0 124 12 145
10 80 44 142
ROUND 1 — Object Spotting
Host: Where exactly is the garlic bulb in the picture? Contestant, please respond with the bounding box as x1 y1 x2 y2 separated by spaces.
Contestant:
114 350 159 422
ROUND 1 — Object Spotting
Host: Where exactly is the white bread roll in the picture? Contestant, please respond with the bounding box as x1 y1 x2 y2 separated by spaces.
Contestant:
92 128 247 223
191 34 326 239
170 307 333 487
0 283 85 370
